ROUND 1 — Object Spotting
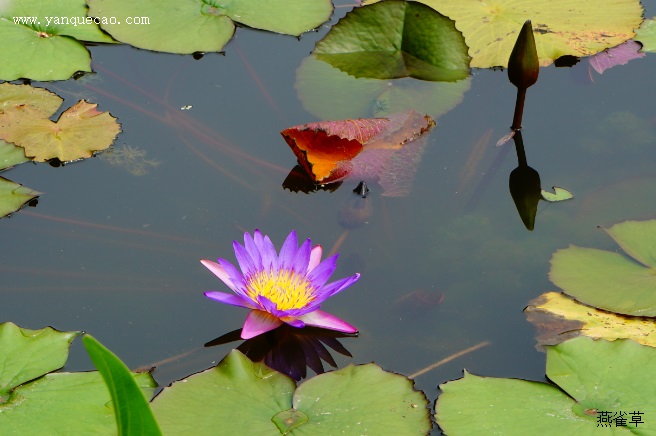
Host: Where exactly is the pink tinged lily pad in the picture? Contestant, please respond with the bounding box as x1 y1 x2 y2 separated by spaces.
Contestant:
588 40 645 74
0 100 121 162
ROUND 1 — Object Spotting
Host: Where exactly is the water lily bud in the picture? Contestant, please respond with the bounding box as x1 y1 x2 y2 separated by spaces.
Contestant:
508 20 539 89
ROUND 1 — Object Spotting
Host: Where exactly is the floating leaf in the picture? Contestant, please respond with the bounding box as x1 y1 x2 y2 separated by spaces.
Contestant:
0 177 39 218
0 141 29 171
0 83 63 116
549 219 656 316
0 100 121 162
296 55 471 120
436 337 656 433
541 186 573 202
0 323 157 433
364 0 644 68
635 17 656 52
152 349 430 434
87 0 332 54
314 0 470 81
83 335 161 435
281 110 435 191
526 291 656 348
0 0 114 81
588 40 645 74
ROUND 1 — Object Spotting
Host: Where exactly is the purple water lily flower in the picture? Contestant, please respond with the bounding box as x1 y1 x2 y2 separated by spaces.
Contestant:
202 230 360 339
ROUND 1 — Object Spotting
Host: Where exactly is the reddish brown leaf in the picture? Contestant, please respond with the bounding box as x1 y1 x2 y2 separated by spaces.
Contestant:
281 110 435 187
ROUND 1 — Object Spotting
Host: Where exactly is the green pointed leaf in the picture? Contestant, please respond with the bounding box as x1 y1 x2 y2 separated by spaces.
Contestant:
436 337 655 433
549 220 656 316
315 0 470 81
152 350 430 434
83 335 161 436
291 363 431 434
541 186 574 202
0 177 39 218
0 0 114 81
0 322 80 399
296 55 471 120
365 0 644 68
87 0 332 54
635 18 656 52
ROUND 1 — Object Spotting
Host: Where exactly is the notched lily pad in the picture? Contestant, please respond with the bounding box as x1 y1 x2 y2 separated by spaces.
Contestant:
0 177 40 219
526 291 656 348
367 0 644 68
87 0 332 54
436 337 656 433
549 219 656 316
0 100 121 162
315 0 470 81
151 349 430 434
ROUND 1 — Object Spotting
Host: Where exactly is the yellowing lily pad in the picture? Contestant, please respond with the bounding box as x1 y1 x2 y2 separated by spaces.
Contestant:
0 100 121 162
365 0 644 67
549 219 656 317
0 83 63 116
525 291 656 348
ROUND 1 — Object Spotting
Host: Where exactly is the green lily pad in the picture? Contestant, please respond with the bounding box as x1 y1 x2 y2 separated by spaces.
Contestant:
549 219 656 316
0 100 121 162
436 337 655 433
0 0 114 81
0 177 39 218
314 0 470 81
635 18 656 52
365 0 644 68
541 186 574 202
87 0 333 54
296 55 471 120
0 141 30 171
83 335 161 435
151 349 430 434
0 323 157 434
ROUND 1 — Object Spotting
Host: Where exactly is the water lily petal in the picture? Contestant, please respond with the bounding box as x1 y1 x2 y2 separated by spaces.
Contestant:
256 294 288 318
308 245 323 272
201 259 239 292
307 253 339 287
283 317 306 328
243 232 262 269
204 291 256 309
242 310 283 339
292 238 312 273
278 230 298 270
297 310 358 333
259 234 279 270
216 258 247 294
233 241 256 276
315 273 361 301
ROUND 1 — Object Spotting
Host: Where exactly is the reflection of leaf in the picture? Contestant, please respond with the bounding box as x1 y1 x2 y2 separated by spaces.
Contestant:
296 55 471 121
436 337 656 433
0 0 114 81
0 100 121 162
314 0 470 81
365 0 644 68
525 292 656 348
549 219 656 316
0 177 39 219
541 186 573 202
588 40 645 74
281 110 435 193
87 0 332 54
151 349 430 434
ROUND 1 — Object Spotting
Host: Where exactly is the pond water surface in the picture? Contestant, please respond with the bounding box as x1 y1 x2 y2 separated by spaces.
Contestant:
2 1 656 419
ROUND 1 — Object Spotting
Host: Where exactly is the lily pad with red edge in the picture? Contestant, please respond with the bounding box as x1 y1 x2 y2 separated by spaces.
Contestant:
549 219 656 317
314 0 470 81
364 0 644 68
281 110 435 189
0 100 121 163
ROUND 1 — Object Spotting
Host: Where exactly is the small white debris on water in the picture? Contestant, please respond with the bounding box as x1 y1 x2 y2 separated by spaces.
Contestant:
180 105 192 110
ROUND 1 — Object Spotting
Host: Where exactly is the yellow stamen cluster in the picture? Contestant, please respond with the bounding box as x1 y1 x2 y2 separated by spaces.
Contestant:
245 268 316 311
